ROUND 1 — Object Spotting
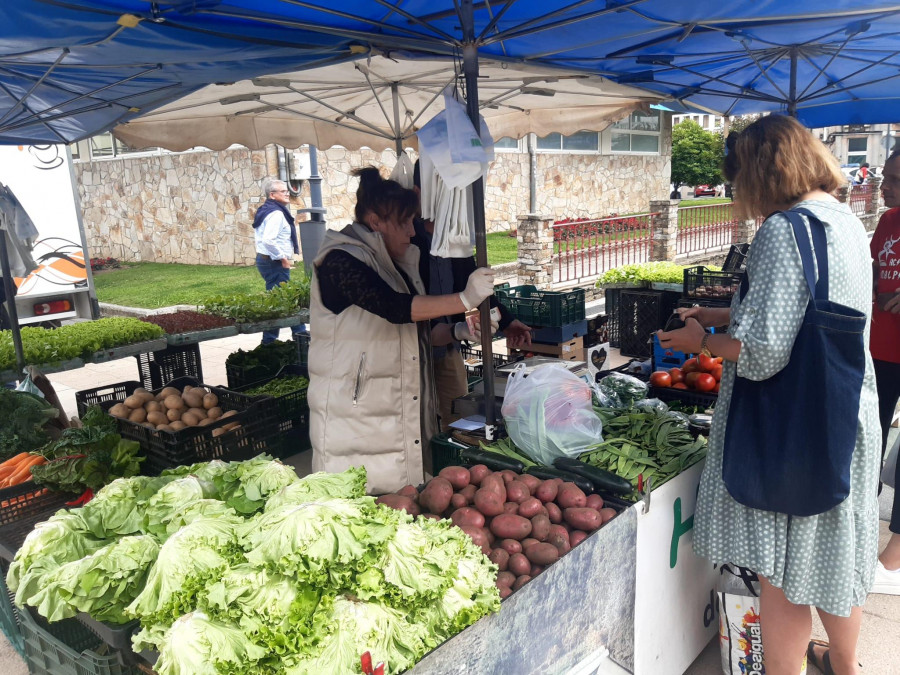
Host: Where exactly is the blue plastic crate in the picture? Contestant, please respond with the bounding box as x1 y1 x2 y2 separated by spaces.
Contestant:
530 319 588 344
651 334 688 371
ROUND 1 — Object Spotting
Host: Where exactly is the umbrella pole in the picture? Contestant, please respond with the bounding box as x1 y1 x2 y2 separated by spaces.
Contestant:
788 47 798 117
391 83 403 157
0 209 26 379
460 0 497 439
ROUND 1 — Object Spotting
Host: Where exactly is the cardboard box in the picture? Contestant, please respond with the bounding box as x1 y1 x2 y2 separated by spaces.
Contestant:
513 336 583 361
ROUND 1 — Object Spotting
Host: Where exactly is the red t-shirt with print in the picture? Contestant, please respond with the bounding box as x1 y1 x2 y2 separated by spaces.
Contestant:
870 207 900 363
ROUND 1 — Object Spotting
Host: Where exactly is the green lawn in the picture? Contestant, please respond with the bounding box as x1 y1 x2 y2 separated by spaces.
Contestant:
485 230 518 266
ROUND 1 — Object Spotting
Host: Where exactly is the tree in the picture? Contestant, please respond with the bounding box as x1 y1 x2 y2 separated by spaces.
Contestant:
671 120 724 188
727 114 761 135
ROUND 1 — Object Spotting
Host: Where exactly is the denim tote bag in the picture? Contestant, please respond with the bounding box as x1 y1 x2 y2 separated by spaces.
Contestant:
723 208 866 517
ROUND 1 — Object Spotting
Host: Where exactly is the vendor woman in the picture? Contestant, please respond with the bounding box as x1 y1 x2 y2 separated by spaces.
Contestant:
307 167 495 494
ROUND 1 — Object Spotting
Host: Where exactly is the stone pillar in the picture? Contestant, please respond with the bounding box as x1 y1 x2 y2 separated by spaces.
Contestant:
869 174 883 214
732 217 758 245
649 199 679 262
516 214 554 289
836 183 850 204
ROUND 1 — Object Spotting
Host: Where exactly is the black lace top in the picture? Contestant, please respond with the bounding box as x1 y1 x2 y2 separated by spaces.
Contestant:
317 250 417 324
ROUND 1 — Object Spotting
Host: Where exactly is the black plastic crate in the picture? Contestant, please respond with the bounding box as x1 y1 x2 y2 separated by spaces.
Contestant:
496 285 585 327
0 558 22 656
722 243 750 272
76 612 138 652
0 482 70 562
430 433 476 476
457 344 517 378
683 266 743 301
75 380 145 418
135 343 203 391
94 377 275 475
225 340 298 390
650 385 717 409
617 290 681 358
235 365 310 457
605 288 620 347
293 331 310 367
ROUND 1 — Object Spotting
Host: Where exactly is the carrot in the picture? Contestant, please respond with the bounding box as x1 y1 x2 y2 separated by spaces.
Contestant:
0 452 30 468
0 455 29 478
6 456 46 487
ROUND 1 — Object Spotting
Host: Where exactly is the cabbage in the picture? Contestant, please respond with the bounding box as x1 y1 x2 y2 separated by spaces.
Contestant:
161 459 231 484
264 466 367 512
154 612 267 675
78 477 148 538
215 456 299 514
141 476 218 539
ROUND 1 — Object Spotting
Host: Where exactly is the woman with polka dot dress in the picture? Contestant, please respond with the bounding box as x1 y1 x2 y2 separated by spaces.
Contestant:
658 116 879 675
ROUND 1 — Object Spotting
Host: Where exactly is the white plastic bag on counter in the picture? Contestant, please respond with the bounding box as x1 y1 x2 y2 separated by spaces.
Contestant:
501 363 603 464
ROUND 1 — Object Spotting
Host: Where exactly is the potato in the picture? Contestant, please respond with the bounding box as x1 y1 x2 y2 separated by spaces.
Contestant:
187 407 207 420
599 507 618 523
127 407 146 423
468 464 491 486
530 564 545 577
480 474 507 502
181 411 201 427
198 418 214 426
170 420 187 431
132 386 152 397
517 497 543 519
563 507 603 532
586 494 605 511
512 575 531 591
419 477 454 515
535 480 559 503
450 493 468 510
223 422 241 432
438 466 471 490
508 553 531 577
545 502 563 524
459 526 491 555
156 424 173 432
502 501 520 515
496 571 516 588
182 384 193 394
221 409 238 419
520 538 540 550
159 387 180 399
109 403 130 418
488 548 510 571
556 483 587 509
450 507 485 529
146 411 168 427
166 408 182 422
212 427 224 437
206 406 223 420
505 481 531 504
530 514 551 542
203 393 219 410
182 390 204 409
525 542 559 566
124 394 145 409
570 530 588 547
459 484 477 502
375 494 421 516
499 586 513 599
489 514 532 540
396 484 418 499
473 488 504 517
145 400 162 413
517 474 541 492
163 395 185 411
547 527 571 555
499 470 517 484
499 539 523 555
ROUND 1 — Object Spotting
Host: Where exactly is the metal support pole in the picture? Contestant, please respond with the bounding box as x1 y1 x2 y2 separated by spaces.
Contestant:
298 146 327 277
528 133 537 213
391 82 403 157
787 47 798 117
0 214 26 378
460 0 497 438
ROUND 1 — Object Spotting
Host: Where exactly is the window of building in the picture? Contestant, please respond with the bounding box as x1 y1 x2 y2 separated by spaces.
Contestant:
535 131 600 152
493 136 520 151
608 110 661 154
847 137 867 165
73 131 159 161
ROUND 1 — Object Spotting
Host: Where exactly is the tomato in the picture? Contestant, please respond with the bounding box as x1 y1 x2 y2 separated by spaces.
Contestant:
684 372 701 388
713 382 720 393
682 357 699 374
714 356 724 364
649 371 672 388
695 373 717 392
697 354 716 372
668 367 684 385
672 383 688 389
711 364 723 382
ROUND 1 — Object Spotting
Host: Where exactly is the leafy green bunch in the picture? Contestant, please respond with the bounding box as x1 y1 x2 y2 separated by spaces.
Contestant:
200 271 310 323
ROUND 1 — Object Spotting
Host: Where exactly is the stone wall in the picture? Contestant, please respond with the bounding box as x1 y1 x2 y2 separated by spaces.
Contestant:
77 122 672 266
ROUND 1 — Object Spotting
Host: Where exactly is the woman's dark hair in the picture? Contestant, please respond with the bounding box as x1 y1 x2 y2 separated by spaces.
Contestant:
353 167 419 226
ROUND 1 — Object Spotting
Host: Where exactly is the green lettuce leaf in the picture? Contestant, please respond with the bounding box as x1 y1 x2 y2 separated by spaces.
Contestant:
264 466 367 512
141 476 219 540
215 456 299 514
160 459 231 484
153 611 267 675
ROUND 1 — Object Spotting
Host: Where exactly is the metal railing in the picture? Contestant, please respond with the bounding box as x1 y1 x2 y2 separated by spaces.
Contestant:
676 203 738 255
849 184 874 217
551 214 655 283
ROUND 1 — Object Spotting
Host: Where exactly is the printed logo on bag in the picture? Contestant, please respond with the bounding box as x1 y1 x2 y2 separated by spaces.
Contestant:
734 607 764 673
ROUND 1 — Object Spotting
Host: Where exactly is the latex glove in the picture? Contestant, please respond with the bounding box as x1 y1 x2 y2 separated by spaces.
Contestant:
459 267 495 310
453 313 499 342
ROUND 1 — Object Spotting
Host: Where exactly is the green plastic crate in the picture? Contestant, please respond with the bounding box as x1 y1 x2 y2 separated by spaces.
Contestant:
0 559 22 657
496 284 586 327
430 433 475 475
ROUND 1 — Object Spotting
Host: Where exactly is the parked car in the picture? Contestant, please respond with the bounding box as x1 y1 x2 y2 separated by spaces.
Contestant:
694 185 716 197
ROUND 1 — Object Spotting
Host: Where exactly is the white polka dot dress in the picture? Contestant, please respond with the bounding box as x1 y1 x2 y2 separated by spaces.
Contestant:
693 200 881 617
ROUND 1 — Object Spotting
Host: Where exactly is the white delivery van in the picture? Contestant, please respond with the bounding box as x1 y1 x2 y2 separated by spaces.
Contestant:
0 144 98 326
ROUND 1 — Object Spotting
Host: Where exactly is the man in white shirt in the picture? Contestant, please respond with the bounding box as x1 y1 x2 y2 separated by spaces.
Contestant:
252 177 303 344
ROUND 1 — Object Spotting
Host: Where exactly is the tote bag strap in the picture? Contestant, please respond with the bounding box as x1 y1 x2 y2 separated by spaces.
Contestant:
780 207 829 301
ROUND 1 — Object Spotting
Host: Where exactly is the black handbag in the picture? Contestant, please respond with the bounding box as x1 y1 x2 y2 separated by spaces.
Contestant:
722 208 866 517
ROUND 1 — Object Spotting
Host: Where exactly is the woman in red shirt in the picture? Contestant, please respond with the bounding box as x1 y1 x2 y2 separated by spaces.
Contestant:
870 149 900 595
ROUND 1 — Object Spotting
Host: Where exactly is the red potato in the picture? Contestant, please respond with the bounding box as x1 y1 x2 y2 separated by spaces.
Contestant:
439 466 471 490
459 484 477 502
512 575 532 591
548 524 569 540
517 497 543 519
490 514 533 540
508 553 531 577
520 537 540 550
480 474 507 502
557 483 587 509
499 586 513 599
451 507 486 529
496 571 516 588
530 514 551 542
517 473 541 492
599 507 618 523
500 470 518 484
375 494 421 516
534 480 559 503
503 502 520 515
530 564 545 577
485 529 496 546
468 465 491 486
489 548 510 571
450 493 468 510
545 502 563 524
499 538 523 555
563 507 603 532
585 494 605 511
397 484 418 499
525 542 560 566
548 530 571 555
570 530 589 547
505 481 531 504
473 488 505 517
460 526 492 555
419 477 454 515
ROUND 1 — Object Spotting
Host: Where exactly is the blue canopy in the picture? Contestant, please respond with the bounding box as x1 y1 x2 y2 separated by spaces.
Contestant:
2 1 900 144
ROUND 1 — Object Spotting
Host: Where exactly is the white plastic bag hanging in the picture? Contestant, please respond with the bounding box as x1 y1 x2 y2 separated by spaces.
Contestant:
442 88 495 165
389 152 415 189
501 363 603 464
